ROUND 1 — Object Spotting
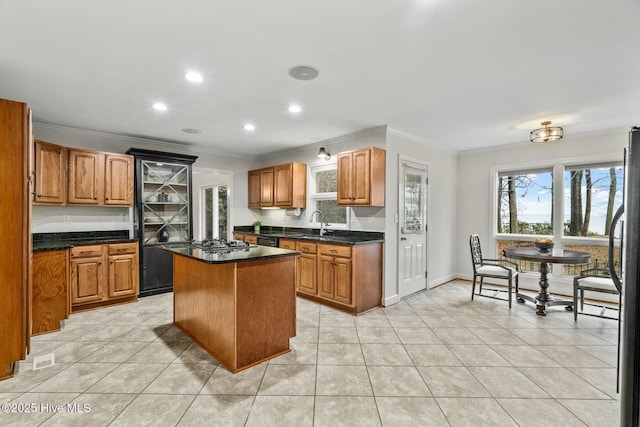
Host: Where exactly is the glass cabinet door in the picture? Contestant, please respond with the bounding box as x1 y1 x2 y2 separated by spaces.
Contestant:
141 160 190 243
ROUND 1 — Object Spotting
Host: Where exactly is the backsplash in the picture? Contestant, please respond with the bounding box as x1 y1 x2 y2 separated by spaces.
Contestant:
32 205 133 234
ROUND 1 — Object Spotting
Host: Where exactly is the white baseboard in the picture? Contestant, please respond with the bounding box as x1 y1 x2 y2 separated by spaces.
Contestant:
428 274 457 289
383 294 400 307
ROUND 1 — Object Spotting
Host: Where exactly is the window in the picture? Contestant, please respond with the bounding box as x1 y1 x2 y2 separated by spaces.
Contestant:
309 164 348 228
497 169 553 235
494 161 623 274
203 185 228 239
564 164 623 237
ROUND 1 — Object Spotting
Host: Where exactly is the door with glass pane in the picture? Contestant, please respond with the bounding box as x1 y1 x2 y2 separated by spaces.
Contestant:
398 158 428 298
141 161 191 243
203 185 228 240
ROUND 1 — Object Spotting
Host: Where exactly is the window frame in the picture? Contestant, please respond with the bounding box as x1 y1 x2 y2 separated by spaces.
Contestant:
307 162 350 230
490 155 623 277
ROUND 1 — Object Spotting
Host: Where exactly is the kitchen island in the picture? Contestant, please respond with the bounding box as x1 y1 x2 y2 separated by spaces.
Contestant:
161 244 299 373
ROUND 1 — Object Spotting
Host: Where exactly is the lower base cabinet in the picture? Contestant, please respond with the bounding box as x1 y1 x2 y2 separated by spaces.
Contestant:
280 239 382 314
70 242 138 312
32 250 70 335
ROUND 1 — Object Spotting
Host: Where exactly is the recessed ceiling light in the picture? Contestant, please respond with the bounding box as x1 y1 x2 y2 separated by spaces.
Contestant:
244 123 255 131
289 65 319 81
182 128 202 134
153 102 167 111
288 104 302 113
185 71 203 83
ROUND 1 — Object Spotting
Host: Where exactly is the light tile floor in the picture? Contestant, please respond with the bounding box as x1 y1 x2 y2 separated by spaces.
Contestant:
0 281 620 426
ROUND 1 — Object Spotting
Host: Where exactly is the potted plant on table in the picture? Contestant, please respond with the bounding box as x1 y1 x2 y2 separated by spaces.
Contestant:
253 220 261 234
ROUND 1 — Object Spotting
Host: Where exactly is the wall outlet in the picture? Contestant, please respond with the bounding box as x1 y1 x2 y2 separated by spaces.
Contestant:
62 215 70 223
368 214 374 223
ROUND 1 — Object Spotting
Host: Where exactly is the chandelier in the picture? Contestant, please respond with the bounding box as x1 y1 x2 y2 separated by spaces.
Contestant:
530 121 563 143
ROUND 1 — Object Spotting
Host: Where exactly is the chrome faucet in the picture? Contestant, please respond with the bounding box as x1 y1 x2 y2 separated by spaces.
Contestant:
309 210 330 236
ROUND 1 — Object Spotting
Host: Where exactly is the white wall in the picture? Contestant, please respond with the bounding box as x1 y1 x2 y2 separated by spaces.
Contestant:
456 127 627 295
32 123 259 234
384 129 458 305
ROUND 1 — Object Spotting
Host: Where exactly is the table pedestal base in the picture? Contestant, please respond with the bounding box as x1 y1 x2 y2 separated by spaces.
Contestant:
517 261 573 315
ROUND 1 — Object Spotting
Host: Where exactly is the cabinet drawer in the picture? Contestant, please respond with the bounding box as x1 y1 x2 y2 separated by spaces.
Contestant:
318 244 352 258
296 242 317 254
233 233 245 241
244 235 258 244
279 239 296 250
70 245 103 258
108 242 137 255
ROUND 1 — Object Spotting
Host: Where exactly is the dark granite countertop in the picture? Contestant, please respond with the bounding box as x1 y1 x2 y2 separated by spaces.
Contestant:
159 244 299 264
33 230 136 252
233 226 384 245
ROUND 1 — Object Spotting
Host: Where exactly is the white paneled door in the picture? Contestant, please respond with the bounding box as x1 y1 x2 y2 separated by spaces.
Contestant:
398 157 428 298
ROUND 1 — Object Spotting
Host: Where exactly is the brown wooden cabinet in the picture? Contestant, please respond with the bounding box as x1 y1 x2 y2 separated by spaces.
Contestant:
33 140 67 205
248 170 261 208
296 242 317 296
274 162 307 208
104 153 134 206
279 236 383 314
70 244 107 305
233 233 257 244
70 242 139 311
32 250 70 335
260 167 274 207
67 148 133 206
337 147 385 206
0 98 32 380
108 243 139 298
248 162 306 209
68 149 103 205
318 244 353 305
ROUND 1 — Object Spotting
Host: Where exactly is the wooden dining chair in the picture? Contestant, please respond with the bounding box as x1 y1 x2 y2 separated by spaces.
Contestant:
573 267 620 321
469 234 520 308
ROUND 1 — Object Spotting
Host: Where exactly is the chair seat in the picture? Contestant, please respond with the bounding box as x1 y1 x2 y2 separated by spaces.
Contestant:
476 265 517 277
576 276 617 292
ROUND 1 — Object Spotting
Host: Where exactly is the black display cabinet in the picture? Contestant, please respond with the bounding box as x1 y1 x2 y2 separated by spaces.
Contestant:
126 148 198 297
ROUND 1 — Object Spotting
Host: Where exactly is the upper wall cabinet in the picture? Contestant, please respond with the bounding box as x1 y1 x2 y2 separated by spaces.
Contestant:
337 146 385 206
34 141 133 207
274 162 307 208
33 140 67 205
248 162 306 209
68 149 103 205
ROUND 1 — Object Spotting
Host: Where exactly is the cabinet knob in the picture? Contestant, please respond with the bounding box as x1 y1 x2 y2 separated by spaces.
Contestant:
93 197 98 200
106 197 109 200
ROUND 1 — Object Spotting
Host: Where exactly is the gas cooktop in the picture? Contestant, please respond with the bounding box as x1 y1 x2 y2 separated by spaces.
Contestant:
190 239 251 252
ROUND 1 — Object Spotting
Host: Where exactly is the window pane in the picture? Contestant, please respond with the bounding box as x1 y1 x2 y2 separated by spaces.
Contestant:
315 200 346 224
316 170 337 193
563 166 623 237
497 171 553 235
218 186 228 239
204 188 213 240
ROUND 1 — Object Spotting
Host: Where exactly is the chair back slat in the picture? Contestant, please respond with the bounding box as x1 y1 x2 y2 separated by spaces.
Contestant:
470 234 483 267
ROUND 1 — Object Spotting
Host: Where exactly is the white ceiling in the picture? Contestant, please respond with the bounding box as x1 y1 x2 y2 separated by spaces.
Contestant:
1 0 639 157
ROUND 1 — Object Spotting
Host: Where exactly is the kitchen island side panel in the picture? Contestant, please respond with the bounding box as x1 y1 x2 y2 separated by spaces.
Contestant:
236 257 296 368
173 255 237 370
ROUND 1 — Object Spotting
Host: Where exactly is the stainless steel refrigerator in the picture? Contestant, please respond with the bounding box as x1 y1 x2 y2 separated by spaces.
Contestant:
617 126 640 425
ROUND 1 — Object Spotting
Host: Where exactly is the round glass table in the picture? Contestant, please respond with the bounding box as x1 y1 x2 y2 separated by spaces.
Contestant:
503 247 591 316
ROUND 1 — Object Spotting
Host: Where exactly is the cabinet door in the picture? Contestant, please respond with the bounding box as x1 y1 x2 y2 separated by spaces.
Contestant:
337 153 354 205
104 154 133 206
274 163 293 207
318 255 335 300
248 170 261 208
70 256 106 305
108 253 138 298
334 257 353 305
260 167 274 206
32 250 69 335
351 148 371 205
33 140 66 204
244 234 258 245
68 150 103 204
297 253 317 295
